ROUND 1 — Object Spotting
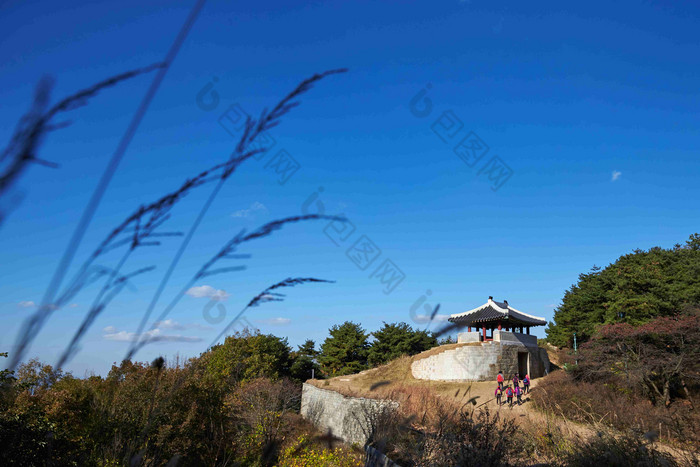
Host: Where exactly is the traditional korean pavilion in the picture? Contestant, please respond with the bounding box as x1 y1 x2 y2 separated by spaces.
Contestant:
448 296 546 342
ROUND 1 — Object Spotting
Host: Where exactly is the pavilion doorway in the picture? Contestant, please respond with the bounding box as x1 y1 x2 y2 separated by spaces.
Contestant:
517 352 529 377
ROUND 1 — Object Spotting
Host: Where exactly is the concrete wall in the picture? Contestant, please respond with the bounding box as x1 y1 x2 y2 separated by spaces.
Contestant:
300 383 398 446
411 342 550 381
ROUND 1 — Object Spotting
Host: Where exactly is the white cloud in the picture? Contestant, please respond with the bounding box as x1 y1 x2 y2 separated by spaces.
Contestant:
411 313 452 325
103 330 134 342
185 285 230 301
154 319 213 331
611 170 622 182
17 301 61 310
232 201 268 218
102 327 202 343
68 303 79 308
258 317 291 325
154 319 185 330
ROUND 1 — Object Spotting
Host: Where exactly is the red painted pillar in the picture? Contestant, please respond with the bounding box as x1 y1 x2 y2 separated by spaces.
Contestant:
498 323 502 331
482 325 486 341
468 326 471 332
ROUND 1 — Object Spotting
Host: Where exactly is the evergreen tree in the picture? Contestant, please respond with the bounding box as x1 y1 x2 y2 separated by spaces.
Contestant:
546 233 700 347
438 335 457 345
206 329 293 384
290 339 321 381
367 322 437 366
318 321 369 376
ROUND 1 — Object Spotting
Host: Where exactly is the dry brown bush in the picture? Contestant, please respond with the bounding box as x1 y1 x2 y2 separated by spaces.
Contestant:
531 371 700 451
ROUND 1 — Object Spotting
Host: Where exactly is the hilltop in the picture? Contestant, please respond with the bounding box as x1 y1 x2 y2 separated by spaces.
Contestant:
305 345 699 466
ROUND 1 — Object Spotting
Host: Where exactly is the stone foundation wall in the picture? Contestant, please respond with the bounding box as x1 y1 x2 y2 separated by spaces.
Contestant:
300 383 398 446
411 342 550 381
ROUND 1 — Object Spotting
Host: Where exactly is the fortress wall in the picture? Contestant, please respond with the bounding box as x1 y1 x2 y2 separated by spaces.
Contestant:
411 342 550 381
300 383 398 446
411 342 502 381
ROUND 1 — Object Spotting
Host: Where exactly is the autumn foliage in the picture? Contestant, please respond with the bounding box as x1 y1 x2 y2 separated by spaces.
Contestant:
533 312 700 449
0 334 362 466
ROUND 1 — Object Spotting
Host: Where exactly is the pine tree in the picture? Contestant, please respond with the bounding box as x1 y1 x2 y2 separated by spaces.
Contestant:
318 321 369 376
367 322 437 366
290 339 321 381
546 233 700 347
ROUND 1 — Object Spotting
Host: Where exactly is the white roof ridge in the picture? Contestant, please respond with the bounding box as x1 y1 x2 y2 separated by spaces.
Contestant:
506 305 546 322
449 302 489 319
449 298 546 323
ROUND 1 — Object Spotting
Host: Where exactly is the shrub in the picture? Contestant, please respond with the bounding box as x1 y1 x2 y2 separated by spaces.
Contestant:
531 371 700 450
278 434 362 467
562 429 680 467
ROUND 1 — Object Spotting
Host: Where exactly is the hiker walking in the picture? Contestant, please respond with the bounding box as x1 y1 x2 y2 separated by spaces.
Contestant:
505 386 513 407
495 386 502 406
497 370 504 390
512 373 520 389
515 384 522 405
523 374 530 394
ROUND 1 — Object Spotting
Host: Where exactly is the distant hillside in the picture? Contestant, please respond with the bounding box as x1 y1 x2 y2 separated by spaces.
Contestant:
546 233 700 347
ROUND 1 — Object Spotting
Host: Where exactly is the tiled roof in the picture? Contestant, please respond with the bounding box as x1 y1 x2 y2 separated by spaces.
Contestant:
448 298 546 326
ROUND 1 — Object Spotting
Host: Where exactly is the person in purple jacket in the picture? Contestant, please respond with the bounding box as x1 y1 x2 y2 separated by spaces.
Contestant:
505 386 514 407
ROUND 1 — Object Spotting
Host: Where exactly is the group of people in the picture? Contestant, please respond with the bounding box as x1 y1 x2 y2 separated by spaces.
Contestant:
494 371 530 407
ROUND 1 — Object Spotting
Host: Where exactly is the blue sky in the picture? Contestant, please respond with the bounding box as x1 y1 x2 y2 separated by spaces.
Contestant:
1 0 699 376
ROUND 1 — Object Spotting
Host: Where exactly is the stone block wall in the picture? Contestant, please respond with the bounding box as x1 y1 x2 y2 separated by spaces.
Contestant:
300 383 398 446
